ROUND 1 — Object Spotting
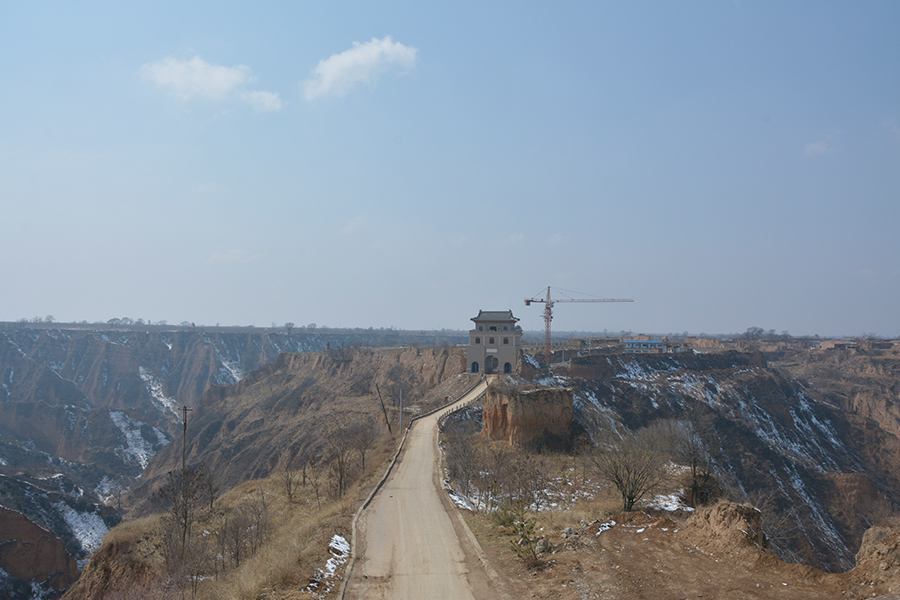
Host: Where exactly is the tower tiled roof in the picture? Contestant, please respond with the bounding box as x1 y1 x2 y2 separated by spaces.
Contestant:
471 310 518 323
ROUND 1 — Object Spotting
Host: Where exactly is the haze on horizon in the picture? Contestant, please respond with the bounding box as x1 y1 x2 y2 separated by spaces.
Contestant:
1 2 898 339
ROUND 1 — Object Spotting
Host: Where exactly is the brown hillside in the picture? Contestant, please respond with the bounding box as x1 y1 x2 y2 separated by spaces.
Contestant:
0 505 80 597
132 346 472 504
772 345 900 438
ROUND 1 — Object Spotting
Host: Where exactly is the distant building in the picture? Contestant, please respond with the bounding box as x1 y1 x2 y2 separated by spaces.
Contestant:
466 310 522 374
623 339 667 354
810 340 858 350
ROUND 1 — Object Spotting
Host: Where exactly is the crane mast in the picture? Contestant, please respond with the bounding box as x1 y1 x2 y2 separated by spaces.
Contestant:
525 286 633 365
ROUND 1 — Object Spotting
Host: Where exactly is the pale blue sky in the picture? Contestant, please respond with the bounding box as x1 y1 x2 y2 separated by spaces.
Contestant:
1 2 898 337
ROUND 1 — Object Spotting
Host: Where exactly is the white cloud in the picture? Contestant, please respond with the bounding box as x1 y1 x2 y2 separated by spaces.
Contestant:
303 36 418 101
804 141 830 156
142 56 282 112
243 90 283 112
499 233 524 247
804 135 836 156
206 249 263 265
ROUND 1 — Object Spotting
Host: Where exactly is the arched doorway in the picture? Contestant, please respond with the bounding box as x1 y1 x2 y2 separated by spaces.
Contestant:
471 362 479 373
503 362 512 374
485 355 498 374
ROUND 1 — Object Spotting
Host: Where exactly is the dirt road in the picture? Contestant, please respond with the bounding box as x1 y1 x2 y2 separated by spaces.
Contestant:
344 381 500 600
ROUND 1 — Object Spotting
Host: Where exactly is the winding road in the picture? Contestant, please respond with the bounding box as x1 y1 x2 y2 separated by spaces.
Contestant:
343 381 501 600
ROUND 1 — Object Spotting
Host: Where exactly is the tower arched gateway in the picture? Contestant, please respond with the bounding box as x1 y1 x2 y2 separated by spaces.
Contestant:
465 310 522 375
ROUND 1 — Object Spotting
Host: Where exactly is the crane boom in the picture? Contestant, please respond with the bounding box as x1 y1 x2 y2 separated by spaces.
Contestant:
524 286 633 364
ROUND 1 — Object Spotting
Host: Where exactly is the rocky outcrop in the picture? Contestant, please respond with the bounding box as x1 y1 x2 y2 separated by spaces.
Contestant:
846 520 900 596
482 384 573 446
0 506 80 598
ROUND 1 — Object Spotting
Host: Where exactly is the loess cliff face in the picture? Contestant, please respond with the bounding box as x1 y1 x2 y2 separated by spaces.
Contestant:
134 346 471 501
541 350 900 573
0 506 80 597
772 345 900 439
0 324 467 598
482 385 573 446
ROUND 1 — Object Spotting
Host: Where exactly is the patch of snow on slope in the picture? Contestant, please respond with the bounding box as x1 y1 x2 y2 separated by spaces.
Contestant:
213 348 245 384
109 411 169 469
646 492 694 512
524 353 541 369
54 502 108 564
138 367 178 416
305 534 350 598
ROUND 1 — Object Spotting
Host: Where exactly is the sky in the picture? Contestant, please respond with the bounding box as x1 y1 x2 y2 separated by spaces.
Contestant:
1 2 898 338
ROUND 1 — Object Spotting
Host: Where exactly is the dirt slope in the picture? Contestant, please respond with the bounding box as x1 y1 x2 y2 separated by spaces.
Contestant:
133 347 473 504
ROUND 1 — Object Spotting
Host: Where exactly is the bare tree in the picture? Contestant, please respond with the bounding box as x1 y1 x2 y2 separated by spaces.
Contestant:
308 455 324 509
670 419 714 507
350 420 378 472
277 450 301 503
150 464 214 553
588 425 670 512
214 490 271 573
507 453 549 511
443 431 479 499
326 422 356 498
384 364 415 408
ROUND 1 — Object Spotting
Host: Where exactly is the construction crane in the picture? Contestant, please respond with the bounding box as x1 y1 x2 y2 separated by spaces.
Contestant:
525 286 633 365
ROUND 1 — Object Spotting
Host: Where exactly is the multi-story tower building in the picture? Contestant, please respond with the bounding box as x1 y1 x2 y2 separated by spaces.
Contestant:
466 310 522 374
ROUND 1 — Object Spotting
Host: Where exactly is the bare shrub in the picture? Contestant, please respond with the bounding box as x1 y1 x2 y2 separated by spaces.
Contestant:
588 425 670 512
215 490 271 570
349 420 378 472
150 463 215 558
326 421 357 498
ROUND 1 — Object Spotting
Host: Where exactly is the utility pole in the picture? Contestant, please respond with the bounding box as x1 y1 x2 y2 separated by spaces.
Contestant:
181 405 193 473
374 383 393 436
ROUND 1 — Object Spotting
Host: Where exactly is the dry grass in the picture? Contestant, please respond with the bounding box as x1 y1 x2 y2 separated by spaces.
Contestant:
101 514 163 546
533 494 622 533
203 492 352 600
193 436 397 600
86 430 400 600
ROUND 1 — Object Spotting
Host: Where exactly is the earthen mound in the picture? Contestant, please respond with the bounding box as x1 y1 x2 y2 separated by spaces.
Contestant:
676 502 768 558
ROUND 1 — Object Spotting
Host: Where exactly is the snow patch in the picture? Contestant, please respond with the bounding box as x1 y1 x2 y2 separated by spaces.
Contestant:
54 502 108 563
138 367 178 416
109 410 169 469
646 492 694 512
596 520 616 535
304 534 350 598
